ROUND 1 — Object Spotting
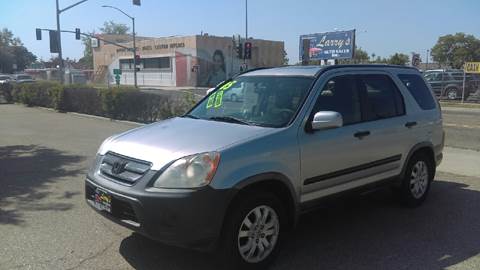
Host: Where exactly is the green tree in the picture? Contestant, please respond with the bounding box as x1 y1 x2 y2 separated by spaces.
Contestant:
0 28 37 73
387 53 409 66
338 47 370 64
78 31 96 69
100 21 130 35
431 33 480 69
282 49 289 65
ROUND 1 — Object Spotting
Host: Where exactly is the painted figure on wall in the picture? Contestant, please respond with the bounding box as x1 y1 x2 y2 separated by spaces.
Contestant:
204 50 226 87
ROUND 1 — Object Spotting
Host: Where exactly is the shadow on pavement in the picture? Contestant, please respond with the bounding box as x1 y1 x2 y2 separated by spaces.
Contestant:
0 145 84 225
119 176 480 270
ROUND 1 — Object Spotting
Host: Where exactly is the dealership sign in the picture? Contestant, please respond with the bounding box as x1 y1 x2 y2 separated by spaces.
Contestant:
299 30 355 61
464 62 480 74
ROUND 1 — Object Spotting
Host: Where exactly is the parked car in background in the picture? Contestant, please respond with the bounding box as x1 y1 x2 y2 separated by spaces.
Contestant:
13 74 35 84
0 75 12 85
86 65 444 269
423 69 479 100
223 82 244 102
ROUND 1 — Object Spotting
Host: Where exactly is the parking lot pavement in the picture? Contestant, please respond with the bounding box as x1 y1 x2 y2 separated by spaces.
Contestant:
1 104 480 270
442 106 480 151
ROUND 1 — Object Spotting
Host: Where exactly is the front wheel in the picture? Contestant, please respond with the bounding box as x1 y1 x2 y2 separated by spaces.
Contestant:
219 192 285 269
445 88 459 100
398 152 434 207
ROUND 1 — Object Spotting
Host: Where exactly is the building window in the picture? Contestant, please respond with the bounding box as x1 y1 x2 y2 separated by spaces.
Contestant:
143 57 171 70
119 57 171 71
119 59 133 70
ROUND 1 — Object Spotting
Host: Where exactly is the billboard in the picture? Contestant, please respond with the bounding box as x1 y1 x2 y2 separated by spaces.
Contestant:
299 30 355 61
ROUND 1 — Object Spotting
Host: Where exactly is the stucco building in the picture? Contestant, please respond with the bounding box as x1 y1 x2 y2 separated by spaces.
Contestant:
93 34 285 87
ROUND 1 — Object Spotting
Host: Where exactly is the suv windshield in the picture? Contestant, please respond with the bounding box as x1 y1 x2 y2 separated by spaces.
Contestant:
187 76 314 127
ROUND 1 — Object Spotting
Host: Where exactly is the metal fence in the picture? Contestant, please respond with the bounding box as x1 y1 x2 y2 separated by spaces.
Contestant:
424 70 480 103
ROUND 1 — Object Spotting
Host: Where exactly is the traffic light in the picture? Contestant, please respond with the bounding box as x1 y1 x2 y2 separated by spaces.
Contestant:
235 43 243 59
134 55 141 66
75 28 81 40
49 30 59 53
133 0 141 6
36 28 42 40
244 42 252 59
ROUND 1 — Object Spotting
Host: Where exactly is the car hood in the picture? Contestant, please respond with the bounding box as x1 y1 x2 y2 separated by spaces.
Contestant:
99 117 274 170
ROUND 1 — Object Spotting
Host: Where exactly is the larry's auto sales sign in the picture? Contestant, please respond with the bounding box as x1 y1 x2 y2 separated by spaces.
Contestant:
300 30 355 61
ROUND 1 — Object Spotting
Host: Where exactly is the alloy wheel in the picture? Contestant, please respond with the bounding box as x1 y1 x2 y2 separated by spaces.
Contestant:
410 160 429 199
237 205 280 263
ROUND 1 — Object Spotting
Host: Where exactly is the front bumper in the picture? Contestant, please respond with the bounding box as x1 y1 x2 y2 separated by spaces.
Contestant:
85 177 233 250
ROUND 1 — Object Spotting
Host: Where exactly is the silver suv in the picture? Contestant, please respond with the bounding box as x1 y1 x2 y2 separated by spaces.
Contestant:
86 65 444 269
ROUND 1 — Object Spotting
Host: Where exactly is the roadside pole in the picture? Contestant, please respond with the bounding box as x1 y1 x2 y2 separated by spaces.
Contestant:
132 17 138 88
462 67 466 103
55 0 64 83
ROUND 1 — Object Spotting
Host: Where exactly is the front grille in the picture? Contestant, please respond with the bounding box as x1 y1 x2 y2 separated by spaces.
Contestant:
99 152 151 185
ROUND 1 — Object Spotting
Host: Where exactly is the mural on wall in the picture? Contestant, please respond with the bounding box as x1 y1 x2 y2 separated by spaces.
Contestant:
197 48 229 87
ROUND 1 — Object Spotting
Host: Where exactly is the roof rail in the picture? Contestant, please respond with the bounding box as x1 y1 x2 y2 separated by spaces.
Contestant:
313 64 419 77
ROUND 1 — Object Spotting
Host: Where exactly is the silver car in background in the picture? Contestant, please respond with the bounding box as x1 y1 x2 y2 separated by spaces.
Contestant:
86 65 444 269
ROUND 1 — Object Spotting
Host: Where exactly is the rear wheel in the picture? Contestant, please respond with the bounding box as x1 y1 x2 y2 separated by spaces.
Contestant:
219 191 285 269
445 88 458 100
398 152 434 207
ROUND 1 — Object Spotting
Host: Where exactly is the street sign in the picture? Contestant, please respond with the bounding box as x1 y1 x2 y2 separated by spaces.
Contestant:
115 74 121 85
464 62 480 74
299 30 356 61
113 69 122 75
91 38 99 48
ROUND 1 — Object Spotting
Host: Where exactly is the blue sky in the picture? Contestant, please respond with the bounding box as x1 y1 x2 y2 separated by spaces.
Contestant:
1 0 479 64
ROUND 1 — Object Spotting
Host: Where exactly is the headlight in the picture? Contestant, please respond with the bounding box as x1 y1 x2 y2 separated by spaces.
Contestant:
153 152 220 189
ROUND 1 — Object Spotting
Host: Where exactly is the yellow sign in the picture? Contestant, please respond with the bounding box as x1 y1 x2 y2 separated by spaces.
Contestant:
464 62 480 74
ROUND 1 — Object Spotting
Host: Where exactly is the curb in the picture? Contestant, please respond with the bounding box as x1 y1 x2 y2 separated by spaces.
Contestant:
32 105 144 126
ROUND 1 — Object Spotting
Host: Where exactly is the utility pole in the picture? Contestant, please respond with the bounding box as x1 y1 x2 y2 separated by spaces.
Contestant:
426 49 430 70
102 5 138 88
244 0 248 69
55 0 64 83
132 17 137 88
55 0 89 84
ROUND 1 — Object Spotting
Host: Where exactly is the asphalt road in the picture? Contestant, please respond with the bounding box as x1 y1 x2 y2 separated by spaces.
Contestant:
442 107 480 151
1 104 480 270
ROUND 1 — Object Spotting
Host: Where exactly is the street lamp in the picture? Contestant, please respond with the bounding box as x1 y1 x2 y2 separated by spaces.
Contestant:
102 5 138 88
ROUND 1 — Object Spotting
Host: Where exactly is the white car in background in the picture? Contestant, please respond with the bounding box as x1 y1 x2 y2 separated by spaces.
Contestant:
0 75 12 85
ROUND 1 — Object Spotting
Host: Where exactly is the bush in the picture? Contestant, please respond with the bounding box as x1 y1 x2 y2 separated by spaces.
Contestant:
12 81 60 107
0 83 13 103
8 82 195 123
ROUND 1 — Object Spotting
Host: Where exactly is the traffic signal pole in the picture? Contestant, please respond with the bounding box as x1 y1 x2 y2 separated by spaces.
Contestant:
55 0 64 83
244 0 248 69
55 0 89 84
132 17 137 88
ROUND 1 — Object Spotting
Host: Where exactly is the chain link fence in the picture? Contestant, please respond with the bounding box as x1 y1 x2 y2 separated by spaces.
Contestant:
424 69 480 103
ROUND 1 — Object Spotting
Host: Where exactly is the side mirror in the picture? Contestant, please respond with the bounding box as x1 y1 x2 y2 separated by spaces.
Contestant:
311 111 343 130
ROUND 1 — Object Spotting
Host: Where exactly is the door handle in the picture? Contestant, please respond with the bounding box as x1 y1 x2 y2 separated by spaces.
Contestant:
354 131 370 139
405 121 417 128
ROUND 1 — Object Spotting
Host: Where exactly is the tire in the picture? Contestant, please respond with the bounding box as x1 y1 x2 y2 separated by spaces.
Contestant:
398 152 434 207
230 94 238 102
445 88 458 100
219 191 285 270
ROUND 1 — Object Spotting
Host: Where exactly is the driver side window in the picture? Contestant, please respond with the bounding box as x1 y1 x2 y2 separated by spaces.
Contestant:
311 75 361 125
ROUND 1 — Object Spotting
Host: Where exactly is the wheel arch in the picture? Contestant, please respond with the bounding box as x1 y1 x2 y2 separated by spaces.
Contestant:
226 172 300 230
400 142 436 180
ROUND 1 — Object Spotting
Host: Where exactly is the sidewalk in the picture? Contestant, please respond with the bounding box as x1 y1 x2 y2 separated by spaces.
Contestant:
438 147 480 178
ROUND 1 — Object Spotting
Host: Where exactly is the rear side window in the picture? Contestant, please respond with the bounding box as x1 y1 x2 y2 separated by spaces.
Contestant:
357 74 405 121
398 74 436 110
